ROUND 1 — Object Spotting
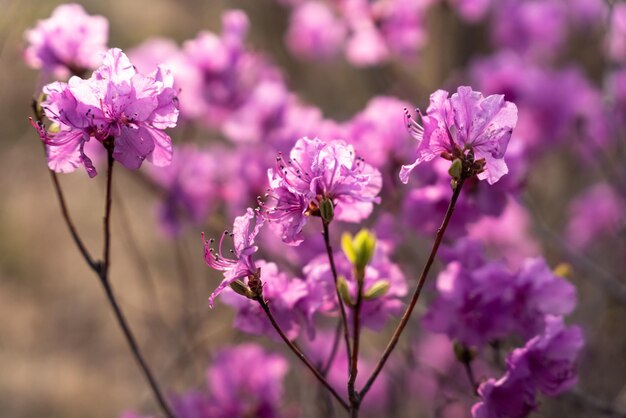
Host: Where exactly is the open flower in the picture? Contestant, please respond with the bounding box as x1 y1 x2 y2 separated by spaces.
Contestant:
32 48 179 177
24 3 108 79
400 86 517 185
259 136 382 245
203 208 264 308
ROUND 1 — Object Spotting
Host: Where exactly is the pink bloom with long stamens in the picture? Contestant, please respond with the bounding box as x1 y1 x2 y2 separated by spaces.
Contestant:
203 208 264 308
400 86 517 185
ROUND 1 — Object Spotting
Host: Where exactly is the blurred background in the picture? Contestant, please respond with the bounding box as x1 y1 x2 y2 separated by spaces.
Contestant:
1 0 625 417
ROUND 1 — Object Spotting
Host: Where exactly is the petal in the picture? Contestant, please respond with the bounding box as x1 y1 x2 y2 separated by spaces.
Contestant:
113 125 155 169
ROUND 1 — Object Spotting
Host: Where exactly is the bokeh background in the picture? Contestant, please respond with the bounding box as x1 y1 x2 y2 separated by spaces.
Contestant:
1 0 625 417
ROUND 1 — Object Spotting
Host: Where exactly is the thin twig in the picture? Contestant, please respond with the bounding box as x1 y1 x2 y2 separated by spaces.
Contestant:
256 297 350 411
321 319 343 376
322 221 353 374
360 178 465 399
96 151 177 418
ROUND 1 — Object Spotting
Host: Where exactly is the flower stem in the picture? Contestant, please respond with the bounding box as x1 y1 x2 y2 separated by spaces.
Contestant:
321 319 343 376
359 178 466 399
43 141 176 418
321 221 353 376
256 297 350 411
348 274 365 417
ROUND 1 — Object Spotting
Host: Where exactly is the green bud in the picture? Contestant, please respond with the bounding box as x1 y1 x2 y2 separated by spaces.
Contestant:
448 158 463 180
229 279 254 299
337 275 353 306
453 341 476 364
363 280 390 300
341 233 357 265
319 198 334 224
342 230 376 275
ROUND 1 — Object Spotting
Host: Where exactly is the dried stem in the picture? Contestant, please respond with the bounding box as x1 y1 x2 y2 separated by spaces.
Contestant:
256 297 350 411
360 178 465 399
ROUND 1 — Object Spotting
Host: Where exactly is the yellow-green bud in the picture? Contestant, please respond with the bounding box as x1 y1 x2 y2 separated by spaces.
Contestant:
341 229 376 274
448 158 463 180
337 275 353 306
363 280 390 300
319 197 334 224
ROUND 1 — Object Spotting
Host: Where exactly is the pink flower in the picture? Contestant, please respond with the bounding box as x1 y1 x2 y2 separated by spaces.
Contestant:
203 208 264 308
260 137 382 245
285 2 347 60
400 86 518 185
32 48 179 177
24 4 108 79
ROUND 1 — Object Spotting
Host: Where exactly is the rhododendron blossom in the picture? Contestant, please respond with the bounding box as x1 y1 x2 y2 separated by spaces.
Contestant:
203 208 264 308
24 3 108 78
32 48 179 177
400 86 518 185
260 136 382 245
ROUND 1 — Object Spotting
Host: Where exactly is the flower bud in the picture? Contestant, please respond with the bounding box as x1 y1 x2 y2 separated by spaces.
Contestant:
448 158 463 180
229 279 254 299
341 229 376 275
319 197 334 224
337 275 353 306
363 280 390 300
553 263 572 278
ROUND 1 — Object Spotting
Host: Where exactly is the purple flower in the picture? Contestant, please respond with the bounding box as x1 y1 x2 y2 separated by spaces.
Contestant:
220 260 310 340
33 48 179 177
303 248 407 331
513 258 577 338
207 344 289 418
400 86 518 185
472 372 537 418
285 1 347 60
424 240 577 347
203 208 264 308
147 145 217 237
423 258 516 347
181 10 283 130
24 4 108 79
260 136 382 245
170 344 289 418
491 0 568 59
510 315 584 396
566 183 626 250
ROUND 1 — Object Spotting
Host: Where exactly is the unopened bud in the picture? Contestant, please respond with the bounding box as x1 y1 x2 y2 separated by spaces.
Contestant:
229 279 254 299
342 229 376 276
553 263 572 278
448 158 463 180
337 275 353 306
320 198 334 224
363 280 390 300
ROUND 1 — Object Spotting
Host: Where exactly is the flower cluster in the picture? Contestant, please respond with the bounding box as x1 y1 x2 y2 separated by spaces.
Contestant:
24 3 108 79
32 48 179 177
